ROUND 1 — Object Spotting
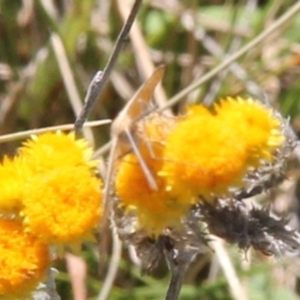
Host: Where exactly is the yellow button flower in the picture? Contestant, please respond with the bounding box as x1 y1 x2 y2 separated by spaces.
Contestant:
22 166 102 245
19 131 97 173
116 97 288 234
0 219 50 299
214 97 285 166
0 157 31 214
115 149 193 235
115 115 193 235
161 105 248 197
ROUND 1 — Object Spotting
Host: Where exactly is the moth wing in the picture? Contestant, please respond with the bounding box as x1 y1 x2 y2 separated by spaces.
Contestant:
111 65 166 136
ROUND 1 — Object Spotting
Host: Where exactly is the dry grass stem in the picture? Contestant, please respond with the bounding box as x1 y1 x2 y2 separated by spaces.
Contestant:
0 120 111 144
163 1 300 110
50 33 95 144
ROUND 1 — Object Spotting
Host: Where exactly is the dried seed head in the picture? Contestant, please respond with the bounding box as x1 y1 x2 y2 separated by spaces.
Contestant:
113 198 209 273
198 199 300 256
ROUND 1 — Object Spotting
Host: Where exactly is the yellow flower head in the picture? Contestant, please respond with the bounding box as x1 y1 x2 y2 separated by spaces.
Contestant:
214 97 285 165
115 150 193 235
115 97 287 232
19 131 96 173
160 105 248 197
22 166 102 245
0 156 32 214
0 219 50 299
115 114 192 235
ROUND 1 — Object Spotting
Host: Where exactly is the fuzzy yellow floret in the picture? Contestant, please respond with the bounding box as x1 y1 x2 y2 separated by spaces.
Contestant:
115 115 193 235
215 97 285 165
22 166 102 245
0 219 50 299
0 157 31 213
19 131 97 173
161 105 248 197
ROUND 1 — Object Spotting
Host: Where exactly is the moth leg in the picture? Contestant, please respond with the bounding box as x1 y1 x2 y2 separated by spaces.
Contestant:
124 128 158 190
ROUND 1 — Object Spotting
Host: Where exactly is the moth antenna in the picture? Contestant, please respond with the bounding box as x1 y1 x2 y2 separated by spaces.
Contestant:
103 137 119 207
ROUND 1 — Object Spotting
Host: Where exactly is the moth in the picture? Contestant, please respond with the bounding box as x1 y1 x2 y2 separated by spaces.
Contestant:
102 65 166 225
